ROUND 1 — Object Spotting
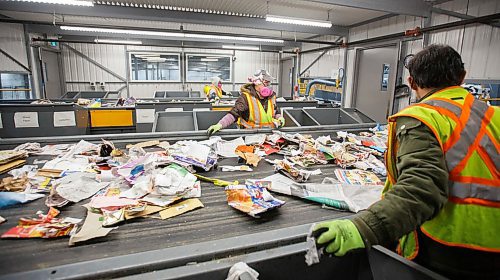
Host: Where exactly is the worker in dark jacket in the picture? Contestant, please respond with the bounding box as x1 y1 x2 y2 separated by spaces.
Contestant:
313 45 499 279
207 70 285 135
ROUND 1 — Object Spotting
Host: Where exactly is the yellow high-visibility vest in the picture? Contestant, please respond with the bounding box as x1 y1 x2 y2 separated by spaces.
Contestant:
384 86 499 259
237 92 276 129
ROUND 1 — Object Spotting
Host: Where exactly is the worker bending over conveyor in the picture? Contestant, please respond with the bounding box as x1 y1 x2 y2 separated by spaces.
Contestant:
207 70 285 135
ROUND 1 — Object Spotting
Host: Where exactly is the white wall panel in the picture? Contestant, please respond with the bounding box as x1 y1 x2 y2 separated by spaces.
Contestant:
342 0 500 105
0 23 29 72
62 42 280 97
430 0 500 80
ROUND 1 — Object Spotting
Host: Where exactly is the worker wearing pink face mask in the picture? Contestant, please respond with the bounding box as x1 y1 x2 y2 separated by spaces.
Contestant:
207 70 285 135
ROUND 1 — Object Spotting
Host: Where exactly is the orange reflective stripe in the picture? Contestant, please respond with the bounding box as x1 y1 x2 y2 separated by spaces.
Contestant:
412 102 460 150
449 196 500 208
391 113 444 150
396 230 419 260
485 130 500 154
420 225 500 252
441 94 473 152
450 105 494 176
412 103 460 123
477 146 500 180
450 175 499 188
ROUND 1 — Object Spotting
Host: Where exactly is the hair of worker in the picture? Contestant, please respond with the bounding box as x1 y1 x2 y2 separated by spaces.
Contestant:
408 44 466 89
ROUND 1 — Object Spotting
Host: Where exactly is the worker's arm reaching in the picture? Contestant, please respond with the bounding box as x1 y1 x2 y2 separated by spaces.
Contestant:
314 117 448 252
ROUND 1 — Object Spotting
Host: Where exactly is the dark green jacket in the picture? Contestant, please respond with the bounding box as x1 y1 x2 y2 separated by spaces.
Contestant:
351 92 500 279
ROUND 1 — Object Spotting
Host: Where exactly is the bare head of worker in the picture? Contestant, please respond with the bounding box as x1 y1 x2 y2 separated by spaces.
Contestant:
251 69 275 98
407 44 466 99
211 76 222 89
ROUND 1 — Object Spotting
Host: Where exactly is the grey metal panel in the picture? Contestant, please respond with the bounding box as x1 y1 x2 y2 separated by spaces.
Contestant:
342 108 375 123
369 245 448 280
0 23 29 72
79 91 108 99
0 104 89 138
135 101 212 132
304 108 359 125
153 111 196 132
189 91 201 97
194 110 237 130
307 0 430 17
0 2 348 36
283 109 321 127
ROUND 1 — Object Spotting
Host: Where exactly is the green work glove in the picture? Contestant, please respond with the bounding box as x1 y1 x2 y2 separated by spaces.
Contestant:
313 220 365 256
278 117 285 128
207 123 222 136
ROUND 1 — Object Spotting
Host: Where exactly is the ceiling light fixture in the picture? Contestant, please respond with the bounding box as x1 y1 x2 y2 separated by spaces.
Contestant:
61 26 284 44
222 45 259 51
94 39 142 45
11 0 93 6
265 14 332 28
94 1 263 19
200 58 218 62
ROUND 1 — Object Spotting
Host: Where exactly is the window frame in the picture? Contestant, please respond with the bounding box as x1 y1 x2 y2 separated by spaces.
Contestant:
185 53 233 83
0 71 32 100
128 52 181 83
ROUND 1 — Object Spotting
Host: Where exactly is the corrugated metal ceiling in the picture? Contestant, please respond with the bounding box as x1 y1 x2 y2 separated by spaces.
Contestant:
94 0 388 26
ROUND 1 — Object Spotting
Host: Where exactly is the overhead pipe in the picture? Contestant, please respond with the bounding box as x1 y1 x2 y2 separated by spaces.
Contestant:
300 12 500 54
32 38 295 54
305 79 338 97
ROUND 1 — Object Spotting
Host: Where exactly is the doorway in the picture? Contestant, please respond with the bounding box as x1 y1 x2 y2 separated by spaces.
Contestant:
352 45 399 123
38 48 64 99
280 57 294 99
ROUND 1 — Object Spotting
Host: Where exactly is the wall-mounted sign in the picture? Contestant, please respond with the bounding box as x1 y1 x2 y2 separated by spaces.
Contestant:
381 64 390 91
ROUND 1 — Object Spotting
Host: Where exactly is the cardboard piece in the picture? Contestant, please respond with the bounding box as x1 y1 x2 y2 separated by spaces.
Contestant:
69 205 116 246
0 160 26 174
36 169 62 178
126 140 161 150
235 145 261 167
159 198 204 220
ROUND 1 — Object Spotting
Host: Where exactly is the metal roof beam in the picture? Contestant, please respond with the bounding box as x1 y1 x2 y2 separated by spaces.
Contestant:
308 0 431 17
0 2 348 36
431 7 500 28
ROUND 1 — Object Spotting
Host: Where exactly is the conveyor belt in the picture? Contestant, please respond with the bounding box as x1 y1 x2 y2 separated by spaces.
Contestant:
0 130 366 275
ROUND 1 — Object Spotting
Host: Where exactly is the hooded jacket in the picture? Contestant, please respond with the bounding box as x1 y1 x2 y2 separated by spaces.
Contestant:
229 83 280 122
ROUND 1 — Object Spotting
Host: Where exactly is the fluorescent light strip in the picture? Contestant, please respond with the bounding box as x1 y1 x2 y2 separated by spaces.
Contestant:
12 0 93 6
222 45 259 51
94 1 263 18
266 14 332 28
94 39 142 45
200 58 218 62
61 26 284 44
